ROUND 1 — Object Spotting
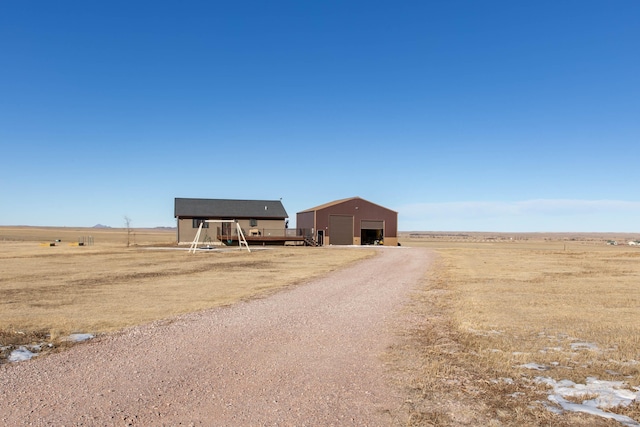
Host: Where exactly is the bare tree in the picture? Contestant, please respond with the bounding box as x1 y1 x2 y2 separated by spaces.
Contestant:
124 216 132 247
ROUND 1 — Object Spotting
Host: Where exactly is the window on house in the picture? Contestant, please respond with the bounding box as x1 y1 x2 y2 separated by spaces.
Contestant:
250 219 258 227
192 218 209 228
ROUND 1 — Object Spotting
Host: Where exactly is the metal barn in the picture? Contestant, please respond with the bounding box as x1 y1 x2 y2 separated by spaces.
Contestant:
296 197 398 246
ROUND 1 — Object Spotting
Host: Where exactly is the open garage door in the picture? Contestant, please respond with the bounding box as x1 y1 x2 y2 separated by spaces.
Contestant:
329 215 354 245
360 220 384 245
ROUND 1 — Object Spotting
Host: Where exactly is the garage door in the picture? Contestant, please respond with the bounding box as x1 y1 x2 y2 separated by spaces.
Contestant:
329 215 354 245
361 220 384 230
360 220 384 245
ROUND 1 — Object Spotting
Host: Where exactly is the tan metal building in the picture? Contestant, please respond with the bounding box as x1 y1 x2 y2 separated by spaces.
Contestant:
296 197 398 246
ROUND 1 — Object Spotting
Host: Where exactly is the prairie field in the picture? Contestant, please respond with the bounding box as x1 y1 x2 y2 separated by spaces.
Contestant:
2 226 640 425
396 233 640 426
0 226 374 358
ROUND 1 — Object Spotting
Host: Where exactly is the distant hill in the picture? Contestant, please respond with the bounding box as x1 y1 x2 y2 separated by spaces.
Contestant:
90 224 175 230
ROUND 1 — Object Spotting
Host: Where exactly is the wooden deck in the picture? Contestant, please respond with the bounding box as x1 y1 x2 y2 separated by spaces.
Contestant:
217 234 306 245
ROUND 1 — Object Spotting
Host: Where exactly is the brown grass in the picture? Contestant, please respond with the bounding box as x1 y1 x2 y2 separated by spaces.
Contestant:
4 226 640 426
395 235 640 426
0 225 176 246
0 226 374 361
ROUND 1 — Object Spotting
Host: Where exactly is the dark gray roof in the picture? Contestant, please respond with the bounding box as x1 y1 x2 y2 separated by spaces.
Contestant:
175 198 288 219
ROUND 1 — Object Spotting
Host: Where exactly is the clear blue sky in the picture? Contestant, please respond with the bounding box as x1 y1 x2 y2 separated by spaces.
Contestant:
1 1 638 232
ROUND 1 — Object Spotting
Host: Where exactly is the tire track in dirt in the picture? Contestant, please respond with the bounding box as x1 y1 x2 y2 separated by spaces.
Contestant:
0 247 433 426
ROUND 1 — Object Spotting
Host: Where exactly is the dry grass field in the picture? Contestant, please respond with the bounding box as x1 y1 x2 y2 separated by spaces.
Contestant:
3 226 640 425
396 233 640 426
0 226 374 361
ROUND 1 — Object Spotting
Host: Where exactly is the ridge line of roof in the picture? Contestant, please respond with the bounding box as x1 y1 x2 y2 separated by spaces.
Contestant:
298 197 359 213
175 197 284 203
298 197 397 214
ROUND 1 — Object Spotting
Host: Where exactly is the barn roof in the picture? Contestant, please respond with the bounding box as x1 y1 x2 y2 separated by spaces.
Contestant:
298 197 397 213
174 198 288 219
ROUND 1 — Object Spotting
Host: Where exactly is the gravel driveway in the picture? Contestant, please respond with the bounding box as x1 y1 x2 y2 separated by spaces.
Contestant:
1 247 433 426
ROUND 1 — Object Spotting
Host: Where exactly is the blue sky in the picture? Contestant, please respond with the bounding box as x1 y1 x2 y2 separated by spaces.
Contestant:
1 1 638 232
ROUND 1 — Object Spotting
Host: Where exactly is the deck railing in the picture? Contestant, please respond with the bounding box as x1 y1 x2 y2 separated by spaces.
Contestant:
217 227 300 239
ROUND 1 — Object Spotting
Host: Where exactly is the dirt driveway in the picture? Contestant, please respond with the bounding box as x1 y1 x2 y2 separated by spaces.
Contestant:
0 247 433 426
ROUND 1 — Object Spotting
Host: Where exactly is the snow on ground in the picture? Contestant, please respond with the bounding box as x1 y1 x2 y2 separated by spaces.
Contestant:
517 360 639 425
5 334 94 364
520 362 551 371
516 336 640 425
536 376 640 427
8 347 39 363
64 333 95 343
570 341 600 351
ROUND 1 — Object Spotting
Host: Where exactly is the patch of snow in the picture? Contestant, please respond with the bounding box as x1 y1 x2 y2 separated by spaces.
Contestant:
8 347 38 363
549 395 639 426
65 333 95 342
492 377 514 385
536 376 640 427
467 328 503 336
520 362 550 371
571 342 599 351
541 401 564 414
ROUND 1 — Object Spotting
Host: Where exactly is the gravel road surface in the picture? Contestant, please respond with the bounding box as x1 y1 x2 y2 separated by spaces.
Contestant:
1 247 433 426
